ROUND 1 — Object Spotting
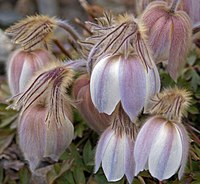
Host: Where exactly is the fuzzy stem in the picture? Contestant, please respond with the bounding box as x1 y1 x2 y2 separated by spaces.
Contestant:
56 20 81 41
53 39 72 59
193 22 200 34
169 0 180 13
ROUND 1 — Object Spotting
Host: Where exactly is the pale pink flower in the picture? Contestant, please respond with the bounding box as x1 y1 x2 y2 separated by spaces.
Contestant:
7 49 55 95
134 116 189 181
141 1 192 80
72 74 111 133
90 54 160 121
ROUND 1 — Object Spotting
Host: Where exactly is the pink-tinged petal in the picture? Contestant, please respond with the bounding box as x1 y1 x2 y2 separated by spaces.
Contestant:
119 56 146 121
176 123 189 179
73 75 111 133
102 133 125 182
90 55 120 115
18 105 46 171
148 122 182 180
125 136 135 184
95 128 115 173
144 63 160 113
148 15 172 62
44 115 74 160
167 12 192 81
134 116 165 175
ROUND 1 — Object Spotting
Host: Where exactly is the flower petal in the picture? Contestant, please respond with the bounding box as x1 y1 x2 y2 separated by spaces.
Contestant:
90 55 120 115
102 133 125 182
176 123 189 179
119 56 146 121
134 116 165 175
148 122 182 180
95 128 114 173
18 106 46 171
144 63 160 113
125 136 135 184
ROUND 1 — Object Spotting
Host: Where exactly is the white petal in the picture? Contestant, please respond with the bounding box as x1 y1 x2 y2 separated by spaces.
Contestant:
95 128 114 173
90 56 120 115
144 63 160 113
148 122 182 180
102 134 125 182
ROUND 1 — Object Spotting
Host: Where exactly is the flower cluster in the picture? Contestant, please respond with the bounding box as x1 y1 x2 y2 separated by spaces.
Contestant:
3 0 199 183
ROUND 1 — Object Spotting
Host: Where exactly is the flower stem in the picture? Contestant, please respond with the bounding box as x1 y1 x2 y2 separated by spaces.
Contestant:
169 0 180 13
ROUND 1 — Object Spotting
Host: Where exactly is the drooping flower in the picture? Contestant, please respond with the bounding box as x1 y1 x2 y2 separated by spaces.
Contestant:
90 54 160 121
7 48 55 95
134 88 191 181
9 63 74 171
80 13 155 73
134 116 189 181
95 105 136 183
19 102 73 171
6 15 80 50
72 74 111 133
141 1 192 80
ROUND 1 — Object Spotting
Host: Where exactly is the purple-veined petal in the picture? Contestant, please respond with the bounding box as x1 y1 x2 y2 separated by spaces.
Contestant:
102 133 125 182
44 115 74 160
167 12 192 81
119 56 146 121
176 123 189 179
134 116 165 175
144 63 160 113
148 122 182 181
18 105 46 171
125 136 135 184
95 128 115 173
90 55 120 115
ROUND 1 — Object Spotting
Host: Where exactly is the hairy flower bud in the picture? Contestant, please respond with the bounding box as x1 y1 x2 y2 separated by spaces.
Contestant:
19 102 73 171
7 49 55 95
149 87 191 121
8 63 74 171
72 74 111 133
141 1 192 80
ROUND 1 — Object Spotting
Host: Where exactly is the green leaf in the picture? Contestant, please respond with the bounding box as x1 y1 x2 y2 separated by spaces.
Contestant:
19 167 31 184
83 140 95 166
73 167 85 184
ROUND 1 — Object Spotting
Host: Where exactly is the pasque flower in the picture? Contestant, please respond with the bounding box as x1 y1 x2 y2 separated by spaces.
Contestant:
134 88 191 181
9 63 74 171
141 0 192 80
72 74 111 133
95 105 136 183
7 48 55 95
90 54 160 121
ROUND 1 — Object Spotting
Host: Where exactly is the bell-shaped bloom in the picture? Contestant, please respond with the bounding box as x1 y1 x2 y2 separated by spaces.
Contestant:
9 64 74 171
134 116 189 181
7 49 55 95
141 1 192 80
90 54 160 121
19 102 73 171
95 107 136 183
72 74 111 133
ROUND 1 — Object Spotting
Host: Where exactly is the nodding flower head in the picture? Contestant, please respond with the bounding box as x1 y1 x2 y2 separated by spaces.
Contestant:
134 116 189 181
72 74 111 133
80 12 154 73
141 1 192 80
149 87 191 122
7 48 55 95
8 63 74 171
5 15 57 50
95 105 136 183
90 54 160 121
5 15 80 50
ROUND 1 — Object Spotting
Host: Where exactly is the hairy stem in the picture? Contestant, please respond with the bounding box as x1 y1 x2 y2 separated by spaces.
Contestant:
169 0 180 13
